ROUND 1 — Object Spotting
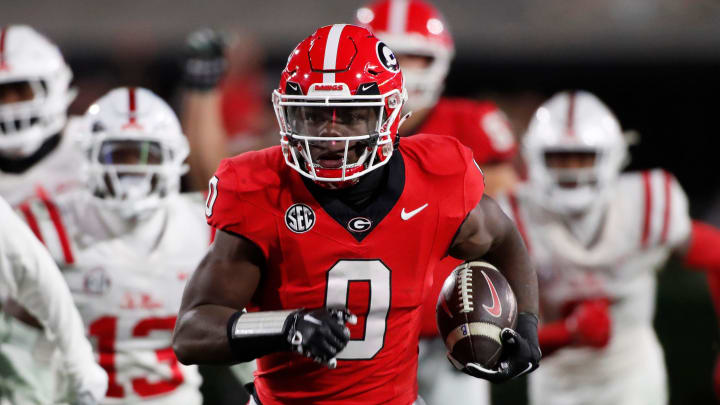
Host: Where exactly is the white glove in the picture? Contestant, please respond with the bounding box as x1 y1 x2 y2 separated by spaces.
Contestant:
66 361 108 405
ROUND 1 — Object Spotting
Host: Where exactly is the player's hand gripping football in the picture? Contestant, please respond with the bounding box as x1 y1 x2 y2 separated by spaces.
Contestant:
284 308 357 369
461 312 542 383
182 28 227 91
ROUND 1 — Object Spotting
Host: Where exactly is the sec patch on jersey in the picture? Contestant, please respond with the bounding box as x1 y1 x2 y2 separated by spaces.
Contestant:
436 261 518 369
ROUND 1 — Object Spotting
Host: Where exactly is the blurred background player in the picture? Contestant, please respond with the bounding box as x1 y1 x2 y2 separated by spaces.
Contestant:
18 87 209 404
0 24 88 405
355 1 518 403
180 29 275 190
355 0 518 196
0 25 83 203
172 24 540 405
0 195 107 405
495 90 720 405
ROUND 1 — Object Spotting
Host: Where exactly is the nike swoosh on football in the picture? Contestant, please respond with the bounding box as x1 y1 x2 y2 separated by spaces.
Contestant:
401 203 429 220
481 270 502 318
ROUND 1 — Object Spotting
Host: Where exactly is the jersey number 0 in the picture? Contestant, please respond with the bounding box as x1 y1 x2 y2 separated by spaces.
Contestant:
325 259 391 360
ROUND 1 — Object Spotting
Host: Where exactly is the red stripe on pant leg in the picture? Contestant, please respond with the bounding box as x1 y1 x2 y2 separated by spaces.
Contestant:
36 187 74 264
19 202 44 243
660 171 672 244
641 171 652 248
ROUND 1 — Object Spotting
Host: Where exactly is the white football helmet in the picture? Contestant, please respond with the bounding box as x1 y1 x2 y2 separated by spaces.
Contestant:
0 25 76 157
356 0 454 112
80 87 189 218
523 91 628 215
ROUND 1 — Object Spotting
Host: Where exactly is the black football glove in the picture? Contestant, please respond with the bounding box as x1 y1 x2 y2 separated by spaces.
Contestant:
283 308 356 369
459 312 541 383
182 28 227 91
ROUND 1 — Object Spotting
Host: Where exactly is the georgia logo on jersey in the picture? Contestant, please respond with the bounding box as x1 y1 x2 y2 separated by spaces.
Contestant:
347 217 372 232
285 203 316 233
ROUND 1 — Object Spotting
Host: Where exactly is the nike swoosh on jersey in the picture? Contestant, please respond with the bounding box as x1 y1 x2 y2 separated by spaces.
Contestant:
401 203 429 220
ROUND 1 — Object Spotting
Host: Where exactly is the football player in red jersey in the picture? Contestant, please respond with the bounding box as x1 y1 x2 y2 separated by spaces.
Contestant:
355 0 518 197
355 2 519 403
172 25 540 405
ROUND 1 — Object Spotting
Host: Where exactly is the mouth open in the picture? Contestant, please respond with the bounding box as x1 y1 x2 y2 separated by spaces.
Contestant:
315 151 346 169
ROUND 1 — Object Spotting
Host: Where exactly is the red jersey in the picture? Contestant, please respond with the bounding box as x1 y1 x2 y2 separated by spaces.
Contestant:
206 134 484 405
418 97 516 165
416 97 514 337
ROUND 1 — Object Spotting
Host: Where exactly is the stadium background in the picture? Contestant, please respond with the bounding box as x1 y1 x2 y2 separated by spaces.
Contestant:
4 0 720 403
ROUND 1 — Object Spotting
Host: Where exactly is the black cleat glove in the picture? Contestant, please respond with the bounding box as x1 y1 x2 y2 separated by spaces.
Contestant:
283 308 356 369
182 28 227 91
458 312 541 383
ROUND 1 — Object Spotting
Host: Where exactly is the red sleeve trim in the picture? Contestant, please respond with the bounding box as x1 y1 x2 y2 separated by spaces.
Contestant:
685 220 720 272
36 188 74 265
18 202 44 244
641 171 652 248
509 192 531 253
659 171 672 244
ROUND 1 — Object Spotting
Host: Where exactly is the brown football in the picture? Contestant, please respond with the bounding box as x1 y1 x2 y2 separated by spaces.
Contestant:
436 261 518 369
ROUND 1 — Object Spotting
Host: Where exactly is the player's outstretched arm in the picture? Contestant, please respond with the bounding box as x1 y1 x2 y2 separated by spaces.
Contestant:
173 230 352 367
448 195 541 382
181 28 229 191
0 198 108 404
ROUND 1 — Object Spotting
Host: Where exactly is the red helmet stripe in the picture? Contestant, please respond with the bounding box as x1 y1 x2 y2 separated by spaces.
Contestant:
0 26 7 69
128 86 137 125
566 91 576 137
322 24 346 83
389 0 409 34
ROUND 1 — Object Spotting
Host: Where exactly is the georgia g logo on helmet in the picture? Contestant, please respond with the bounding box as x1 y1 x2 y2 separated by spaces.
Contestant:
376 42 399 72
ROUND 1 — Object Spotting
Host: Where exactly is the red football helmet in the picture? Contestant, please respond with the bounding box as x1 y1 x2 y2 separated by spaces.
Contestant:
272 24 406 187
356 0 454 112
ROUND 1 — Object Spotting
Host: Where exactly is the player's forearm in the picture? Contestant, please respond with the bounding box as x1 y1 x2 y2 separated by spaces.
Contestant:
181 91 228 190
484 224 539 315
173 303 239 365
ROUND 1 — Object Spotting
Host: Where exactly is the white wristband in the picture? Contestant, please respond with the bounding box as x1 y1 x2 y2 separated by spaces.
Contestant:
231 309 296 338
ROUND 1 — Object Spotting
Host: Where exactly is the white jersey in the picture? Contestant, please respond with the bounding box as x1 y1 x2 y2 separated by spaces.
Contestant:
0 196 107 405
0 117 85 205
497 169 691 405
20 191 211 405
